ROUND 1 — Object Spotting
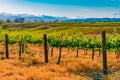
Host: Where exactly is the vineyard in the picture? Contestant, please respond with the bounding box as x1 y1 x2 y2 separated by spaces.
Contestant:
0 22 120 80
0 29 120 52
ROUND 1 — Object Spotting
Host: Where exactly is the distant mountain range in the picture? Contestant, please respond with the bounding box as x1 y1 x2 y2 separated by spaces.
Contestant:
0 12 120 22
0 13 69 22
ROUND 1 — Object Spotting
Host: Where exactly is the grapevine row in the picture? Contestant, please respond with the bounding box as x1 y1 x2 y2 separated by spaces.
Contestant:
0 30 120 51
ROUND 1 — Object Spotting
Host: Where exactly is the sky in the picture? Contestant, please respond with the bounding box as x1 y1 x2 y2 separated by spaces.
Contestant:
0 0 120 18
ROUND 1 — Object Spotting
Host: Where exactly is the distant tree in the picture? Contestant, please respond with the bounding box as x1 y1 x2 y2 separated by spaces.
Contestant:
14 18 25 23
6 19 11 22
2 25 9 30
0 22 2 26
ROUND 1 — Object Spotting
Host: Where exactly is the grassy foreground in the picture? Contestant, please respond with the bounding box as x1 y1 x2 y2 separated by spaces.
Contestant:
0 44 120 80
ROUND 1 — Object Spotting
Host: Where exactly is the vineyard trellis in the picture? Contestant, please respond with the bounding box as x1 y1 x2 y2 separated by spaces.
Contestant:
0 30 120 75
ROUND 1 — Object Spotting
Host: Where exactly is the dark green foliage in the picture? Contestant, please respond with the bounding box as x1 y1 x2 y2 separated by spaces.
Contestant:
2 25 9 30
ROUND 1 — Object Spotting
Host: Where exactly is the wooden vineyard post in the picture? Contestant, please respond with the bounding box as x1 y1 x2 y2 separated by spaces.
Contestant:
19 42 22 57
76 48 79 57
98 47 101 58
92 48 94 60
57 46 62 65
51 47 54 57
68 47 70 54
5 34 9 59
43 34 48 63
116 50 120 60
102 31 108 75
92 36 95 60
22 44 25 53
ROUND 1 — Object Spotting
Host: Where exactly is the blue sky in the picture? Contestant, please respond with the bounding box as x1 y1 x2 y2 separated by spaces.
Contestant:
0 0 120 18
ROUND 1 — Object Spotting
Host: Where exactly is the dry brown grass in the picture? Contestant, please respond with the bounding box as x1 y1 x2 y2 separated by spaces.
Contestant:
0 44 120 80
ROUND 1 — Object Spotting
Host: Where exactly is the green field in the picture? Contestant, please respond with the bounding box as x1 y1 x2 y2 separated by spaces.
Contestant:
2 22 120 35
